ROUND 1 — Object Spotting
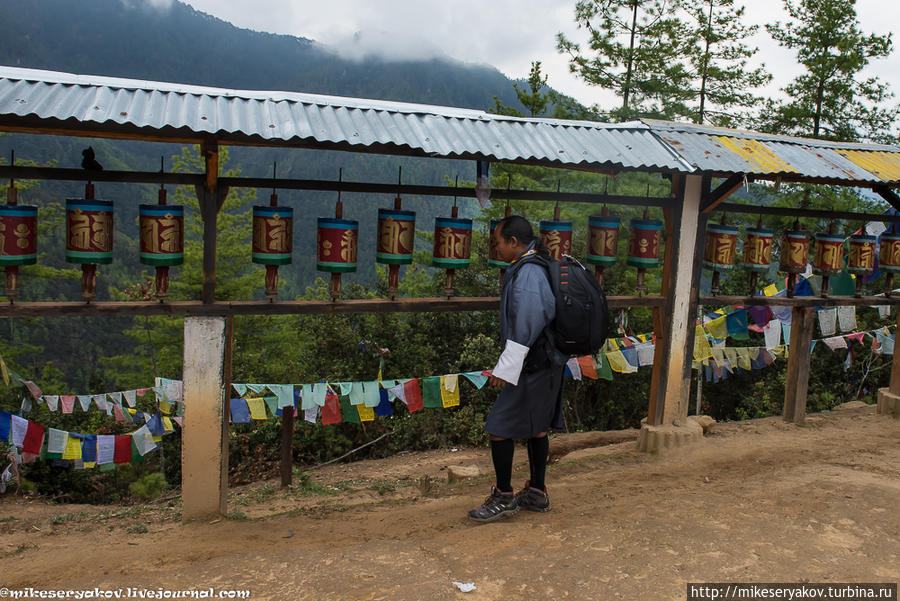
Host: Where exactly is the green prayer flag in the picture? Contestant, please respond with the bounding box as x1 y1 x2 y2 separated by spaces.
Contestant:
339 395 361 424
263 395 279 417
595 354 614 381
422 376 443 408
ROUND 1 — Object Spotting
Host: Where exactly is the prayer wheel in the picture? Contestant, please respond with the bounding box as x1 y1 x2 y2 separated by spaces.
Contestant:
253 205 293 299
702 221 738 296
813 227 843 297
878 232 900 297
139 203 184 300
377 207 415 299
317 218 358 273
779 225 809 298
586 213 619 286
848 234 876 296
539 219 573 261
66 197 113 301
433 215 472 297
488 218 509 269
433 216 472 269
626 216 662 295
741 225 773 296
0 204 37 301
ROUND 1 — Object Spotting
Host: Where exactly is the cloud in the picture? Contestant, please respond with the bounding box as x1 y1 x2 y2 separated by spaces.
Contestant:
320 29 445 63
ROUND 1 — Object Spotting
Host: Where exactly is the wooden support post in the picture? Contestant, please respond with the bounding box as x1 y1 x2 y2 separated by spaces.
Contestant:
200 139 219 305
876 309 900 417
783 306 815 423
181 315 230 520
647 174 704 426
280 402 294 487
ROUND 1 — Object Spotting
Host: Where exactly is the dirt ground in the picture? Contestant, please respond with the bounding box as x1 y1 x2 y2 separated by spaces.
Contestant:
2 404 899 601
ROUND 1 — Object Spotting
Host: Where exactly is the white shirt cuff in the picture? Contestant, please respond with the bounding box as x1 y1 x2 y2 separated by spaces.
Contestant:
492 339 530 386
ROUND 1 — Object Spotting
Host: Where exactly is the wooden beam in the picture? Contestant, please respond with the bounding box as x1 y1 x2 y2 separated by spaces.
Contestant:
0 165 204 186
874 186 900 214
701 173 745 214
783 306 815 423
0 295 667 318
702 170 900 189
712 202 900 224
699 295 900 307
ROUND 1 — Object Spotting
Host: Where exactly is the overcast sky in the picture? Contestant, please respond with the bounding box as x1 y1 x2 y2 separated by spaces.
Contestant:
175 0 900 111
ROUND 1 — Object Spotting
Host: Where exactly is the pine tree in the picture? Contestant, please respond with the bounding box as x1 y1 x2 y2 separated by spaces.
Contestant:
677 0 771 126
556 0 688 120
764 0 898 142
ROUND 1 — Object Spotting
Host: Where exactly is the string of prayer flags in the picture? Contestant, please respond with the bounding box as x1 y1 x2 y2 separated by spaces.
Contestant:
594 354 614 381
693 325 713 361
440 375 460 408
565 358 582 381
706 315 728 340
607 350 637 373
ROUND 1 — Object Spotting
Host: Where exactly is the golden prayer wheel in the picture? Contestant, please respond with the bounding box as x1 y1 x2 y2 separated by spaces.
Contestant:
139 203 183 300
702 222 738 296
779 224 809 298
741 224 774 296
586 208 619 286
66 195 113 302
848 234 875 296
539 220 573 261
253 205 293 299
433 215 472 298
377 206 415 299
812 226 843 297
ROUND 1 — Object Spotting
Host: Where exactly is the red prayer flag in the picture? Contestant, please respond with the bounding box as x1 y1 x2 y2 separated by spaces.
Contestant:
60 395 76 414
22 421 45 455
403 379 423 413
321 392 342 425
577 356 598 380
113 435 132 464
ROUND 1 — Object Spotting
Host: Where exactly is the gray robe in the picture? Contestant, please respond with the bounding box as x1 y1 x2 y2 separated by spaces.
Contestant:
485 253 566 439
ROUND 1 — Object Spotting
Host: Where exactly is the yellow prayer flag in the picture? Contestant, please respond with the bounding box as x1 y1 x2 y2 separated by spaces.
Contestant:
0 354 9 386
246 397 268 420
440 375 460 408
693 325 713 361
606 350 636 373
707 316 728 340
158 400 174 415
737 347 753 370
62 434 82 460
764 283 779 296
83 462 96 469
152 435 162 442
356 404 375 422
162 416 174 432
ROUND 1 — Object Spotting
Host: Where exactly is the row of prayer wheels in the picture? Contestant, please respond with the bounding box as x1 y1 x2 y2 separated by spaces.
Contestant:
702 217 896 297
4 187 897 300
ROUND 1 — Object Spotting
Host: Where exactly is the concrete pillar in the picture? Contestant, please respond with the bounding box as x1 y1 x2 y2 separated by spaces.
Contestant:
182 316 230 520
876 309 900 418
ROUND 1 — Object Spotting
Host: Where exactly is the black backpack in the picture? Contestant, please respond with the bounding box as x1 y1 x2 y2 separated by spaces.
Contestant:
524 254 610 357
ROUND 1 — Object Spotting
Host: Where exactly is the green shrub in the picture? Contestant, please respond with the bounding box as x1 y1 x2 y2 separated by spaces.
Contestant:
128 472 167 500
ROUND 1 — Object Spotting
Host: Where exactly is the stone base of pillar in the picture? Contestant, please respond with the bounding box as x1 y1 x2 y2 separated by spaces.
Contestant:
876 387 900 418
637 418 704 453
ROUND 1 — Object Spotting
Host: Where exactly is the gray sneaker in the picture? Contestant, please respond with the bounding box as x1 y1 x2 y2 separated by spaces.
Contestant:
468 485 519 523
515 481 551 512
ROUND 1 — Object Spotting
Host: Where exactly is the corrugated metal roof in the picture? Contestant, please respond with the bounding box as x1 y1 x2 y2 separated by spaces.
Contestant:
0 66 690 173
644 120 900 184
2 67 900 186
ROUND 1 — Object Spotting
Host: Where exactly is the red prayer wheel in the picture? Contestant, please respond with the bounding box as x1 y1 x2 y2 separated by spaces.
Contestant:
703 222 738 296
253 204 293 300
627 217 662 295
878 232 900 297
432 217 472 269
742 227 774 273
779 230 809 274
0 204 37 301
66 197 113 302
812 232 844 276
317 218 358 273
539 220 573 261
848 235 876 274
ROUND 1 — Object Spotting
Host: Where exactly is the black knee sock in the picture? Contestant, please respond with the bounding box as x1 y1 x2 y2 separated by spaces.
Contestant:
527 436 549 491
525 439 535 485
490 438 515 493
